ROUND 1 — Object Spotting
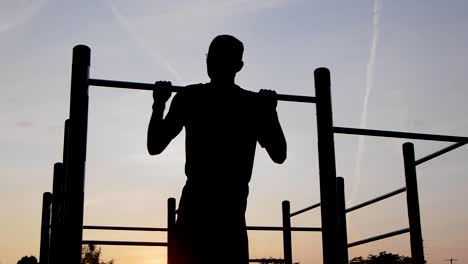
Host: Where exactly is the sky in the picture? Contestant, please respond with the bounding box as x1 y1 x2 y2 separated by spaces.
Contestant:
1 0 468 263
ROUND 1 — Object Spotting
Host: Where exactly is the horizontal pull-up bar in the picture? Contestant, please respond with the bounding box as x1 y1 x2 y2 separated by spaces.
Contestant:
290 202 321 217
83 224 320 232
88 78 317 104
82 240 167 247
345 187 406 213
247 226 321 232
347 228 409 248
415 141 467 166
249 259 285 263
334 127 468 143
83 225 167 232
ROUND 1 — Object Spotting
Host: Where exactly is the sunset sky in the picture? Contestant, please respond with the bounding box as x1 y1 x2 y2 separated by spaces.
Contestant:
2 0 468 263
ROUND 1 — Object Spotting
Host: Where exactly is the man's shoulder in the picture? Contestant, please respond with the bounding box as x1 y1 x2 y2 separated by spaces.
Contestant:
173 83 207 101
177 83 208 96
235 84 255 94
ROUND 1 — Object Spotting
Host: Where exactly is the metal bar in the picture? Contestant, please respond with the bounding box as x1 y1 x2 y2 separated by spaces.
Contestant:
333 127 468 143
40 192 53 264
82 240 167 247
290 202 321 217
345 187 406 213
282 201 293 264
403 143 425 264
64 44 90 264
249 259 285 263
247 226 321 232
83 225 168 232
82 225 320 232
336 177 349 264
89 78 317 103
167 198 176 264
315 67 339 264
415 141 467 166
348 228 410 248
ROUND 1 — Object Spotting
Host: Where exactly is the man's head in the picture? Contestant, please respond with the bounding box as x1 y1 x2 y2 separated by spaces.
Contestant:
207 35 244 82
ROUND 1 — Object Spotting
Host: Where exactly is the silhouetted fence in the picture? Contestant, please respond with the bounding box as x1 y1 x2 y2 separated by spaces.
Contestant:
38 45 468 264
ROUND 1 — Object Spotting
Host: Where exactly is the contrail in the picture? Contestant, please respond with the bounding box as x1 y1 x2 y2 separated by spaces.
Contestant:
102 0 184 84
351 0 383 202
0 0 49 33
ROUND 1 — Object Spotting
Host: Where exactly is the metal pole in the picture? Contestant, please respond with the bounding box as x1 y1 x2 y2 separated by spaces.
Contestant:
40 192 52 264
314 67 339 264
403 143 425 264
63 45 90 264
49 163 64 264
167 198 176 264
282 201 293 264
336 177 349 264
50 120 69 264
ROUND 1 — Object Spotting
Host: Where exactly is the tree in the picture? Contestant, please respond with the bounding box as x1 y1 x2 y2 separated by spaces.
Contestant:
16 256 38 264
81 244 114 264
350 251 415 264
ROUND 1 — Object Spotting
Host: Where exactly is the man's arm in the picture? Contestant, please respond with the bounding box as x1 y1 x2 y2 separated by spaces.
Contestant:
257 89 287 164
147 81 184 155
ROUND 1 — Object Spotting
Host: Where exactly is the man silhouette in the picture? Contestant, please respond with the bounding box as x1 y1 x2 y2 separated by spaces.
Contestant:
148 35 287 264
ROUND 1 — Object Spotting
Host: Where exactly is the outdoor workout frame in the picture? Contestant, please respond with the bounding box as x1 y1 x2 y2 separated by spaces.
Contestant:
39 45 468 264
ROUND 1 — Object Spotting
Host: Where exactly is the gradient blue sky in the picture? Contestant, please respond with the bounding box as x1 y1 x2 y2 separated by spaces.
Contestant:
1 0 468 263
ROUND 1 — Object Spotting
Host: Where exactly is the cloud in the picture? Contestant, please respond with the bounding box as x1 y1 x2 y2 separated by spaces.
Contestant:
15 121 33 128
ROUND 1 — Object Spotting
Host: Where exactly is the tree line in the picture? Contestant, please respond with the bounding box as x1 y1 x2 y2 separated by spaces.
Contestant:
18 249 419 263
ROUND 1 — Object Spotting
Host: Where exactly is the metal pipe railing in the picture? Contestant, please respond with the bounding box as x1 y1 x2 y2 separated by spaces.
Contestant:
249 259 285 263
82 225 320 232
89 78 317 104
334 127 468 143
347 228 410 248
248 226 321 232
345 187 406 213
415 141 467 166
289 202 321 217
83 225 167 232
82 240 167 247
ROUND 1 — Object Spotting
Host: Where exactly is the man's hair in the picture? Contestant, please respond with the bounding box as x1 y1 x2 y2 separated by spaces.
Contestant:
208 35 244 62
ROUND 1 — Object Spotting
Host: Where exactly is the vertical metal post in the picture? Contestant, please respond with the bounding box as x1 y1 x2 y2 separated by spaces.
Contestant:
63 119 70 175
336 177 349 264
282 201 293 264
49 163 64 264
167 198 176 264
403 143 425 264
63 45 90 264
314 67 339 264
40 192 53 264
50 120 69 264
